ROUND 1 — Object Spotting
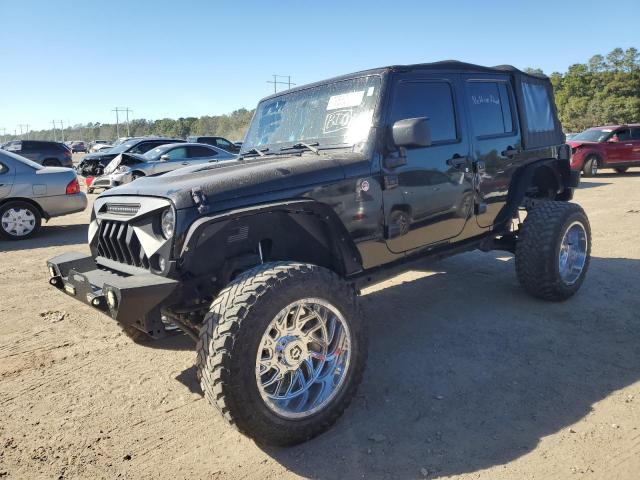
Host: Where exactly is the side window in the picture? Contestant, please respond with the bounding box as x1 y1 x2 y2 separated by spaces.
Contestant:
6 141 21 152
390 81 457 143
165 147 187 160
467 81 514 137
216 139 233 148
188 146 217 158
616 129 631 141
521 81 555 133
631 128 640 140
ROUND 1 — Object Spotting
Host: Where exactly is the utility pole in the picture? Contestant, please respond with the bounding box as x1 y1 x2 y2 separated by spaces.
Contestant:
112 108 120 138
267 75 296 94
18 124 29 139
57 121 65 143
124 108 132 137
52 121 57 141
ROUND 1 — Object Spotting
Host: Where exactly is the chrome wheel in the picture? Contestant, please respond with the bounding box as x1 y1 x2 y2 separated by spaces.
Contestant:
256 298 351 419
590 158 598 176
559 221 588 285
1 207 36 237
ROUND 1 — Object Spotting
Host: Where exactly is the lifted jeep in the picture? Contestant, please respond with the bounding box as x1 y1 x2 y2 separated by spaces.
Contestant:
47 61 588 446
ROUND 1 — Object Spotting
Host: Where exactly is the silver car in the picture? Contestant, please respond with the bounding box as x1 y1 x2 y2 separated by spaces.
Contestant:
0 150 87 240
89 142 237 193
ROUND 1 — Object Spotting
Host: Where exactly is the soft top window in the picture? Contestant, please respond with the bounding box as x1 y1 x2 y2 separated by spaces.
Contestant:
522 82 555 133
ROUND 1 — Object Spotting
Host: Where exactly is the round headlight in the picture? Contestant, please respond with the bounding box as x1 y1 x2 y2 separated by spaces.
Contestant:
161 208 175 239
116 165 131 173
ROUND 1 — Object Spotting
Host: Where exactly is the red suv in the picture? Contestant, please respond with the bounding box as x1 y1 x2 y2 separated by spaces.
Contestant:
568 124 640 176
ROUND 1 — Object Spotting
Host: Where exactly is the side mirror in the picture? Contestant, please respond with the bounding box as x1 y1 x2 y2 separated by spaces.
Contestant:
392 117 432 148
160 154 170 162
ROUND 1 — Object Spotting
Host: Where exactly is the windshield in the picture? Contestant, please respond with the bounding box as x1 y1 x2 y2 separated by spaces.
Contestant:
572 128 612 142
242 75 381 154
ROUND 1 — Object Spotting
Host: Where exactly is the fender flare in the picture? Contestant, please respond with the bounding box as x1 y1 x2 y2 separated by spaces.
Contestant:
496 158 573 227
180 199 363 277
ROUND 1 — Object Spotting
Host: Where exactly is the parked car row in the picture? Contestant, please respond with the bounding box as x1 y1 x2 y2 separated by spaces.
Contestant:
88 142 237 193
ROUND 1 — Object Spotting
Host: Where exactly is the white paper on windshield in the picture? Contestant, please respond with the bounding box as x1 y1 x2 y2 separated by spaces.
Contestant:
326 91 365 111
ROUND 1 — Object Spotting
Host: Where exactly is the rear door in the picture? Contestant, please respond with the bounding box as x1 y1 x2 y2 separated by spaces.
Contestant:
18 141 40 162
462 75 521 228
382 73 473 253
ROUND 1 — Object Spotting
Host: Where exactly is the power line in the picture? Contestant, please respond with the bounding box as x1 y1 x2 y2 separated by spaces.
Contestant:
266 75 296 94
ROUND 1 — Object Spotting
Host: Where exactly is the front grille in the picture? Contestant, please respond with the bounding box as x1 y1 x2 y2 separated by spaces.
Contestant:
96 220 149 269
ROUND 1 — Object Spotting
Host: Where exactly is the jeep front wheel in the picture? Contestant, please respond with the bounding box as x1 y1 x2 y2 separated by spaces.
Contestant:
197 262 367 446
515 201 591 301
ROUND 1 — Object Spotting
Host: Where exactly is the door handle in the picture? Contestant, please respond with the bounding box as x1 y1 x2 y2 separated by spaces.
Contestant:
501 146 520 157
182 162 189 165
625 143 633 146
446 155 467 168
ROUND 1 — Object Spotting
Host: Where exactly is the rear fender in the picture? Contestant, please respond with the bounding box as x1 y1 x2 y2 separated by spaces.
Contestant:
496 158 576 228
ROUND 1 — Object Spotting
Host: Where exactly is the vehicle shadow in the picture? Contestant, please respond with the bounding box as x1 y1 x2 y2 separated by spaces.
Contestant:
248 252 640 479
0 223 88 252
594 170 640 179
577 180 611 189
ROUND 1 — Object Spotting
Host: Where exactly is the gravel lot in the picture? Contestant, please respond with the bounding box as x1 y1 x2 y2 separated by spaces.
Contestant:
1 166 639 479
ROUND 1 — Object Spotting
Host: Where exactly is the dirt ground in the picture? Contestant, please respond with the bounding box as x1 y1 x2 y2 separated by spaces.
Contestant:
1 166 639 480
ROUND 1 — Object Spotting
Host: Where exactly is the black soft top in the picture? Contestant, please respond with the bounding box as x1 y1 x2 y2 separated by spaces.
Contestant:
260 60 563 150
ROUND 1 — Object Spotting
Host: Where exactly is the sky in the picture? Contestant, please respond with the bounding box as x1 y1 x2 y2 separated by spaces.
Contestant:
0 0 637 133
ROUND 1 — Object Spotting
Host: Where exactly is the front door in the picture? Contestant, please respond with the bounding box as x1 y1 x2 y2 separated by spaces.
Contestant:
607 128 634 164
383 74 473 254
462 75 522 228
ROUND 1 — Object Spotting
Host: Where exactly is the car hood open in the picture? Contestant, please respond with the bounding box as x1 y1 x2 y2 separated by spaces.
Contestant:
98 152 362 210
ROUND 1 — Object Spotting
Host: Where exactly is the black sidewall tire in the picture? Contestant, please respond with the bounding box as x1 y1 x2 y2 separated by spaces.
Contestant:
516 202 591 301
582 157 598 177
0 201 42 240
198 263 367 446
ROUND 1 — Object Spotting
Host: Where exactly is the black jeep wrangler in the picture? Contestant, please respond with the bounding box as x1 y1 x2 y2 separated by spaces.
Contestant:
47 61 588 446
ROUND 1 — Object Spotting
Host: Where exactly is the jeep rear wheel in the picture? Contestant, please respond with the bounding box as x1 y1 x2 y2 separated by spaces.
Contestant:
515 201 591 301
582 156 599 177
197 262 367 446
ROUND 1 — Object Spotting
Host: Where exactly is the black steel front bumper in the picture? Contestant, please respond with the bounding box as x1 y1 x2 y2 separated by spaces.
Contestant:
47 252 178 337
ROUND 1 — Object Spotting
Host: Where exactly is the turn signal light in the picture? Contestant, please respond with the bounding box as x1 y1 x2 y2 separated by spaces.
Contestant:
66 178 80 195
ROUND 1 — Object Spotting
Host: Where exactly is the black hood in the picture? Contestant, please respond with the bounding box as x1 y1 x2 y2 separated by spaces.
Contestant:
81 151 119 165
99 153 361 210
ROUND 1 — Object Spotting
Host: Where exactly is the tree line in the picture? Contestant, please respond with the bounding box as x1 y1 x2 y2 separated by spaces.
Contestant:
5 108 255 144
4 48 638 143
547 47 639 132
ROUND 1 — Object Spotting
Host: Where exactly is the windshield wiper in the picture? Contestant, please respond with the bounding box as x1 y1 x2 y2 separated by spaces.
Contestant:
280 142 320 155
242 147 269 157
